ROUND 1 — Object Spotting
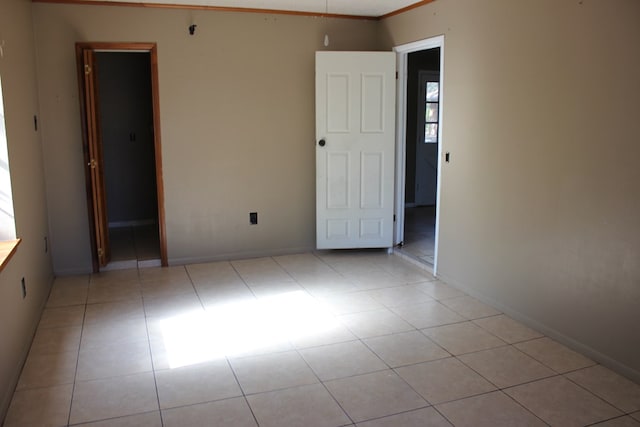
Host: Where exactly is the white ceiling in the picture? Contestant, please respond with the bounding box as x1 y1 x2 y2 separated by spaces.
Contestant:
82 0 424 17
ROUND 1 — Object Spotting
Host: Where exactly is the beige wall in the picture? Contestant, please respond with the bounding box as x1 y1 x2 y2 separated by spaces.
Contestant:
381 0 640 380
0 0 54 420
32 3 380 273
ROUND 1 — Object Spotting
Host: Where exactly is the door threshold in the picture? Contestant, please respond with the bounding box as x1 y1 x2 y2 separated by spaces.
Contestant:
102 258 162 271
392 248 434 275
138 259 162 268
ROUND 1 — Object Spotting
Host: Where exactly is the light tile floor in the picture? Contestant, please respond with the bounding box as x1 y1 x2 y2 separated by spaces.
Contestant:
5 251 640 427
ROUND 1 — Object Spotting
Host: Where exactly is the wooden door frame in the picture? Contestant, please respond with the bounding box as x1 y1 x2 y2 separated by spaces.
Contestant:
75 42 168 271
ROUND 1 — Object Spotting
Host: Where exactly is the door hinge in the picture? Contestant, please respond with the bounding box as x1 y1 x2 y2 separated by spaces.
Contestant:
88 159 97 169
393 214 396 222
84 64 91 75
395 71 398 80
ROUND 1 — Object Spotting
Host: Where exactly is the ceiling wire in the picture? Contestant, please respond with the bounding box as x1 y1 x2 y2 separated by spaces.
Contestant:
324 0 330 47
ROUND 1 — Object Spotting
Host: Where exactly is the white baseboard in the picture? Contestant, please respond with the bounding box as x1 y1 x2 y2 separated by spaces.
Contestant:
392 249 435 276
434 270 640 384
108 219 156 228
101 260 138 271
138 259 162 268
168 246 316 266
53 267 93 276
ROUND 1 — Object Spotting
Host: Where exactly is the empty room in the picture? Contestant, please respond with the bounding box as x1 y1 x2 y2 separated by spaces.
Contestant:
0 0 639 425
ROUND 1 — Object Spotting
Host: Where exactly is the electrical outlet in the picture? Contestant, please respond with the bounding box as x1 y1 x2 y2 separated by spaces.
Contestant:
249 212 258 225
21 278 26 299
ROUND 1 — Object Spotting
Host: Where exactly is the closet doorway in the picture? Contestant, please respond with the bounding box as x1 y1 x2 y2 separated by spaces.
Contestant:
76 43 167 271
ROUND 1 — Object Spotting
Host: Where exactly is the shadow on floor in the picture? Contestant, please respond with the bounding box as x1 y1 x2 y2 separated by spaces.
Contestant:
398 206 436 265
107 224 160 269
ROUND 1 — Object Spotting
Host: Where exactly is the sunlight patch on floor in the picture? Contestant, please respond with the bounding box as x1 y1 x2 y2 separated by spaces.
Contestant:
160 290 338 368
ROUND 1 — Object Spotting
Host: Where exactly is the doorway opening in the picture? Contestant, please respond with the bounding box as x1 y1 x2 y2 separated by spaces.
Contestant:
76 43 168 272
97 51 160 269
394 36 444 273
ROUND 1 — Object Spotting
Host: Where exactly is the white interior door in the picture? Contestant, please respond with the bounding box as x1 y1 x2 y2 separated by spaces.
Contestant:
316 51 396 249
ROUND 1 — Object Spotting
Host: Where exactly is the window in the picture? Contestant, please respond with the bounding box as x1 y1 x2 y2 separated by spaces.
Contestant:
0 73 16 241
424 81 439 143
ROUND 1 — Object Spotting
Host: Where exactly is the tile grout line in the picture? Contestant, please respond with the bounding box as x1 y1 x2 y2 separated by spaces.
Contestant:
277 253 513 422
393 245 625 418
138 267 166 427
496 387 553 427
252 255 354 424
223 356 261 427
561 368 634 416
228 257 302 426
452 346 561 400
584 414 639 426
25 253 638 426
270 254 405 425
65 274 91 426
297 350 356 426
183 264 207 312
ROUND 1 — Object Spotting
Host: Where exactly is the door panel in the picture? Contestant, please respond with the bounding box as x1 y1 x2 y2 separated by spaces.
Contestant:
327 74 350 132
327 152 350 209
361 152 383 209
361 73 385 133
82 49 110 267
316 52 395 249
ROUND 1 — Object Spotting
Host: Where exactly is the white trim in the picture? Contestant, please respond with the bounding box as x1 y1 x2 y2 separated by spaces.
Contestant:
393 50 408 248
94 49 150 53
392 248 435 276
108 219 156 228
393 35 445 275
435 270 640 384
394 37 444 54
168 246 316 266
101 260 138 271
53 267 93 275
99 258 162 271
138 259 162 268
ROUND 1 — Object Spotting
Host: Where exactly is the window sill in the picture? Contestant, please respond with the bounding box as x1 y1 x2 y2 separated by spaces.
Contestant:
0 239 21 273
